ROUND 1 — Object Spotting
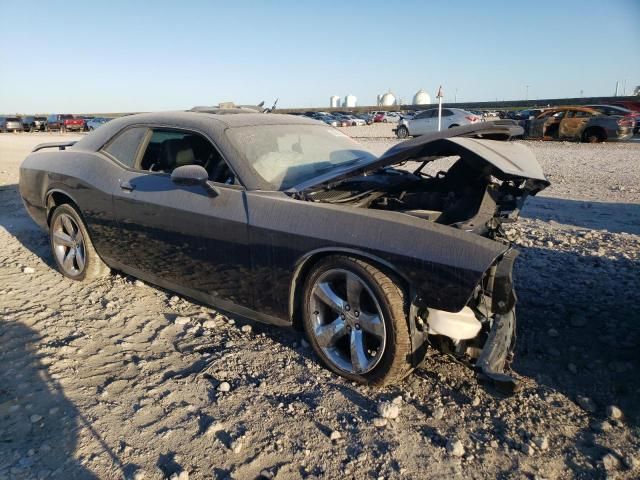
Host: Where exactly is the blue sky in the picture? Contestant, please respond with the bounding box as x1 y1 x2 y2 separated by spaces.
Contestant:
1 0 639 113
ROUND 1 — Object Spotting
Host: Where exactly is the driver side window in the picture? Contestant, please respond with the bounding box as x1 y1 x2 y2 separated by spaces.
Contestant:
138 129 235 184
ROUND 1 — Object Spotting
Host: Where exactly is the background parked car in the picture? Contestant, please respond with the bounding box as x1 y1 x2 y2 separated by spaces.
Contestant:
86 117 111 131
46 114 72 131
33 116 47 131
0 116 24 133
374 112 400 123
46 114 84 132
586 104 639 134
394 108 482 138
20 116 35 132
340 114 366 126
525 106 634 143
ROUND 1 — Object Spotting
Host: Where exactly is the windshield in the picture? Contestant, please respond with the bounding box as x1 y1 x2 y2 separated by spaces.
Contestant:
226 124 377 190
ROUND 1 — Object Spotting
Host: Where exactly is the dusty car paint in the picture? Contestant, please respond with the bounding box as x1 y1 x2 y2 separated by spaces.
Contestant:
18 112 549 390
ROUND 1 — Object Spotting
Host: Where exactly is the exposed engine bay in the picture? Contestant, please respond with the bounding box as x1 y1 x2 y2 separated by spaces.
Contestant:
300 154 546 239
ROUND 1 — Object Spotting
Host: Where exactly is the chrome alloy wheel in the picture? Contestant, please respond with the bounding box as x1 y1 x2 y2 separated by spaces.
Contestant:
51 213 86 277
309 268 386 374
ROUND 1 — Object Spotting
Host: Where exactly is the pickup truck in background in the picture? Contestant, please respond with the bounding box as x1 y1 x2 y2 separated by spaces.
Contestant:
46 114 85 132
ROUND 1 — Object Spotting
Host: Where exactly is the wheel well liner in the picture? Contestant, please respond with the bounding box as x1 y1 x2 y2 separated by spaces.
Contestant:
582 126 607 140
288 248 411 330
45 190 78 225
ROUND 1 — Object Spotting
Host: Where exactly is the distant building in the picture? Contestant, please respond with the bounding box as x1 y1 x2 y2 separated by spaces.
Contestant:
330 95 340 108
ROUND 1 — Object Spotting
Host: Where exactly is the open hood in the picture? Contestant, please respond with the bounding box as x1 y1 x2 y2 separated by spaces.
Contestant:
290 121 550 193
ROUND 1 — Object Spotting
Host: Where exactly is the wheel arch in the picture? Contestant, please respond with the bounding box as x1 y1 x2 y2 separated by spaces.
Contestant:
582 125 607 142
45 189 80 226
288 247 412 330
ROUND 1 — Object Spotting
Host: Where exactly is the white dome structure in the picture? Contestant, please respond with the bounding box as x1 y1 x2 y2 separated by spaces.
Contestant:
330 95 340 108
344 94 357 108
380 92 396 106
413 89 431 105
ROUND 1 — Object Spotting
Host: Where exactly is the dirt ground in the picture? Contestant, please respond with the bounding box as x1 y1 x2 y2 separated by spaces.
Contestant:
1 131 639 480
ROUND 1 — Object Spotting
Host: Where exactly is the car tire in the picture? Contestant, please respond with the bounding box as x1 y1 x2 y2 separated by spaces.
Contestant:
49 204 110 281
582 127 605 143
302 256 414 386
383 119 388 123
396 126 409 139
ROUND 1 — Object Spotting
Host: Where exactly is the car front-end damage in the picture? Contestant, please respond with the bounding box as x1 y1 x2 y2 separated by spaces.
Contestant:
410 248 520 392
292 122 549 391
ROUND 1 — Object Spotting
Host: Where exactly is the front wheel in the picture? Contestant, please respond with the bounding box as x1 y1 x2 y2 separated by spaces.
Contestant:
49 204 110 281
302 256 414 385
396 126 409 139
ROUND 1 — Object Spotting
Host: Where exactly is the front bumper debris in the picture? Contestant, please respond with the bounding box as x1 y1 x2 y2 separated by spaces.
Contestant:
475 309 518 393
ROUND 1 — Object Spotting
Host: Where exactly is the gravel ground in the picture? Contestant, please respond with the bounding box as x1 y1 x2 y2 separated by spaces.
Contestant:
0 132 639 480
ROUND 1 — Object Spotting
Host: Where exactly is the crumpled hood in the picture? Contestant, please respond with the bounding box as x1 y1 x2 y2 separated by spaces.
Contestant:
291 121 550 193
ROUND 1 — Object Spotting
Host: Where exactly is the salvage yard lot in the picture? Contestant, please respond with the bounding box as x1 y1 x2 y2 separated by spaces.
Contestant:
1 132 639 479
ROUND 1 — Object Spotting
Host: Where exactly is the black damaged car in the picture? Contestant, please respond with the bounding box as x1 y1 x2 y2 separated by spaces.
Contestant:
19 110 549 390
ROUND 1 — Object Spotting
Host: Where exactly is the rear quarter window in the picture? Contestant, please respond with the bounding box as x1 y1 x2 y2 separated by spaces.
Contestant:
102 127 148 168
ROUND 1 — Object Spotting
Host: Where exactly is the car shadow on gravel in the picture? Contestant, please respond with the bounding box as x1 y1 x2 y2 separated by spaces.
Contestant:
514 241 639 471
0 321 138 478
0 184 54 267
522 196 640 234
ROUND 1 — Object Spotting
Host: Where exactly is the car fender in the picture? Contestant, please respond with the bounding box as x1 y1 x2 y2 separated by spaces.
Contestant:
246 192 510 318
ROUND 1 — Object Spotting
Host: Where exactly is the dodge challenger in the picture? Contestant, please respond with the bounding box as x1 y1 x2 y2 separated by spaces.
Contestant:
19 110 549 390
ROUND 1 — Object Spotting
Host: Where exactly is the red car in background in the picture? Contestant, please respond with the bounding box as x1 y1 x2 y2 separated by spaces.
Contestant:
46 114 85 132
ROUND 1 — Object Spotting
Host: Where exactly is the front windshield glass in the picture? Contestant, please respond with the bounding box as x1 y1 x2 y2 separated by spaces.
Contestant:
226 124 376 190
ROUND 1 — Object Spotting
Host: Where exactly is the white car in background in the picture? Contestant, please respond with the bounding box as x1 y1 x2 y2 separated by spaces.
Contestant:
394 108 482 138
342 114 367 126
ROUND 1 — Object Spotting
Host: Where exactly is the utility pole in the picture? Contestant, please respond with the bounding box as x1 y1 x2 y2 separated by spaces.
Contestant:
436 86 444 131
615 81 619 97
525 85 530 101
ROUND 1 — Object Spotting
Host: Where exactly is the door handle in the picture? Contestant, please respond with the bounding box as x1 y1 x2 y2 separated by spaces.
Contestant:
120 181 135 192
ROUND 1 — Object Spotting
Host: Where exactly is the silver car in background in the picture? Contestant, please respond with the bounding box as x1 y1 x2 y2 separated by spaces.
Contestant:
394 108 482 138
0 116 24 133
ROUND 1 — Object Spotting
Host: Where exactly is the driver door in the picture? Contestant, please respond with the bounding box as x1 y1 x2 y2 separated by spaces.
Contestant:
410 110 436 135
106 126 253 308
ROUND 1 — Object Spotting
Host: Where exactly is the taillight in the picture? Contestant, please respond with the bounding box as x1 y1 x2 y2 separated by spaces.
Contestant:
465 115 479 122
618 117 634 126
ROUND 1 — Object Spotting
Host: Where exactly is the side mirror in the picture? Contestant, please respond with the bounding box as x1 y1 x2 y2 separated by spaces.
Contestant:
171 164 209 185
171 165 218 196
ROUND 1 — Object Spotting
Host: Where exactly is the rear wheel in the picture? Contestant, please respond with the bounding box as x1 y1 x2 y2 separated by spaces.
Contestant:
302 256 414 385
49 204 109 281
396 126 409 139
